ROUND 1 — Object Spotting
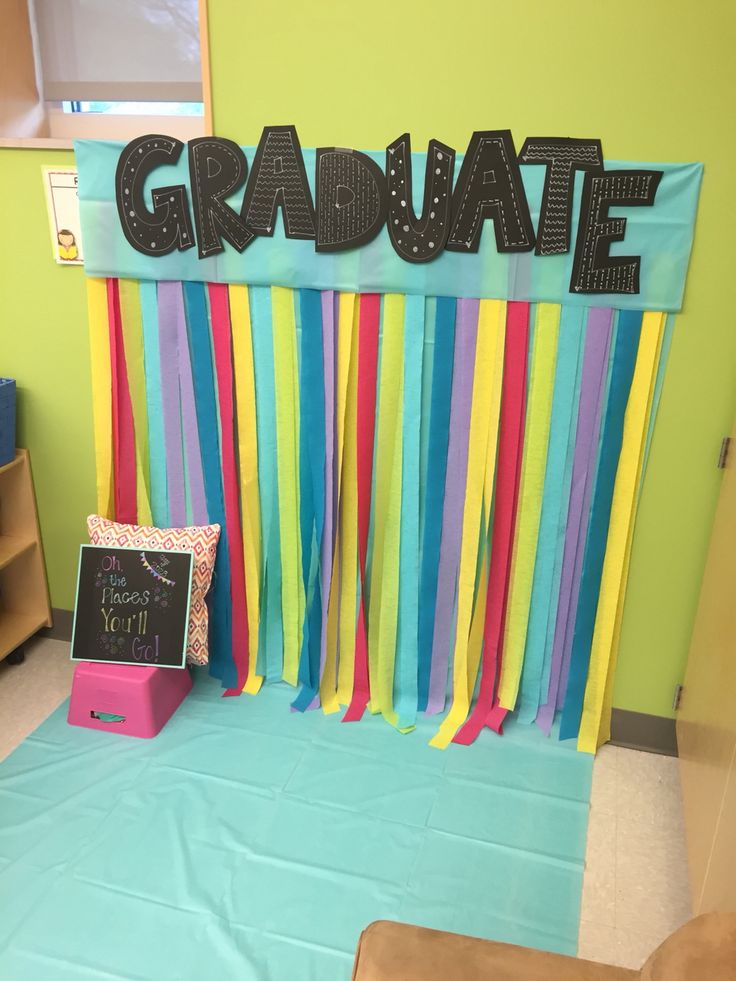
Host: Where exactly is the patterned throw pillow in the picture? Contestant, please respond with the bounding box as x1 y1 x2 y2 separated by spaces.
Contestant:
87 515 221 666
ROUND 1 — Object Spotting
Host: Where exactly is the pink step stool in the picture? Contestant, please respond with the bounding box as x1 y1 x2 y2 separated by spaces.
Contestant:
67 662 192 738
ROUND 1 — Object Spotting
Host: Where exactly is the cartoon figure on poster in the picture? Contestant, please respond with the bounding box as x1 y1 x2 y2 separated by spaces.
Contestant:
57 229 79 262
42 167 84 265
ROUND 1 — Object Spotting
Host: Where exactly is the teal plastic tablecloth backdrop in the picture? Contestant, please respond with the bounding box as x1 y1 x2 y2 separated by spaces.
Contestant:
75 139 702 313
0 672 592 980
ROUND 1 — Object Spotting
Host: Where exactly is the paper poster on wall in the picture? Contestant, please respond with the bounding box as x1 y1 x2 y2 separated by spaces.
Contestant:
42 167 84 265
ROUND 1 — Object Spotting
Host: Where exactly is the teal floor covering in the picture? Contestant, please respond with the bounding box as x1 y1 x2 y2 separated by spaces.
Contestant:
0 671 593 980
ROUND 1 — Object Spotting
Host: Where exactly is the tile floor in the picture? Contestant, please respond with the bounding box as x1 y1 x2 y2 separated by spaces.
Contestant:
577 741 692 968
0 636 75 761
0 636 692 971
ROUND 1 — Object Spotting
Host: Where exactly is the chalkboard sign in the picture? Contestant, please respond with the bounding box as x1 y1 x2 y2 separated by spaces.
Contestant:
71 545 194 669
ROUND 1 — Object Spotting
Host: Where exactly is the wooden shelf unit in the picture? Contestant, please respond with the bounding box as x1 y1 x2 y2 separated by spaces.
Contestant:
0 450 52 661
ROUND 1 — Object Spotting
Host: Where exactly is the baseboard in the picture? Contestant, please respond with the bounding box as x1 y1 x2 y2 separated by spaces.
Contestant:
609 708 678 757
40 608 73 643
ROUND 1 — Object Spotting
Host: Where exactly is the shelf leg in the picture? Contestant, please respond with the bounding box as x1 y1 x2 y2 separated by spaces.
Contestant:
5 646 25 665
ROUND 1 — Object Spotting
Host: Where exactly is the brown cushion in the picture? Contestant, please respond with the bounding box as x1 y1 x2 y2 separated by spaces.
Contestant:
641 913 736 980
351 921 637 981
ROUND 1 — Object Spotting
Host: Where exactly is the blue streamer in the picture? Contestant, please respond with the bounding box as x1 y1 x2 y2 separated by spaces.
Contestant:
139 281 167 526
417 297 456 711
293 289 326 710
518 306 586 724
249 286 284 682
183 281 236 689
560 310 644 740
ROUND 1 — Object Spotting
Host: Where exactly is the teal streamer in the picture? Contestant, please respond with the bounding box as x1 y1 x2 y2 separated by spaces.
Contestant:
560 310 644 740
183 281 236 689
394 294 425 730
249 286 284 682
138 280 167 526
417 297 456 710
518 306 586 724
418 296 436 541
293 289 325 710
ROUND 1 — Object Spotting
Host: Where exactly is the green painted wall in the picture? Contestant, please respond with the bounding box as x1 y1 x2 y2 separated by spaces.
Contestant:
1 0 733 718
0 148 95 609
208 0 736 719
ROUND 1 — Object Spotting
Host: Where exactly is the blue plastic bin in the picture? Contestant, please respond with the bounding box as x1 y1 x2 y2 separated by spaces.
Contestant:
0 378 16 467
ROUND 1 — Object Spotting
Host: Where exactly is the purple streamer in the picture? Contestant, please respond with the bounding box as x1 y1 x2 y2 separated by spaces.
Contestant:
174 283 208 525
426 298 479 715
157 282 186 527
537 307 613 734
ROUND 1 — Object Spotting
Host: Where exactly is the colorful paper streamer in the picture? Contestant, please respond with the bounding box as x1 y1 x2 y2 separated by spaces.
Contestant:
91 280 669 751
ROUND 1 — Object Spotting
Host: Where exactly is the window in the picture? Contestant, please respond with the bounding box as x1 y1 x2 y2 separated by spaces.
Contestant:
33 0 202 104
1 0 208 144
62 102 204 118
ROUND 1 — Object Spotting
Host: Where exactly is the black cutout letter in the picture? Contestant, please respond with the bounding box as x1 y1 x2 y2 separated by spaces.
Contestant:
446 130 535 254
188 138 254 259
115 135 194 256
385 134 455 263
570 170 662 295
240 125 316 239
518 137 603 256
315 148 387 252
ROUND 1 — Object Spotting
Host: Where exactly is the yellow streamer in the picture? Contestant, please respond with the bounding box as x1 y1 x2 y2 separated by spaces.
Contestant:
229 285 262 695
336 297 360 705
498 303 561 710
271 286 302 685
596 519 637 747
466 550 490 706
464 354 502 695
368 295 404 718
320 544 342 714
468 394 505 688
431 299 506 748
578 311 665 753
118 279 152 525
86 278 114 518
320 293 357 712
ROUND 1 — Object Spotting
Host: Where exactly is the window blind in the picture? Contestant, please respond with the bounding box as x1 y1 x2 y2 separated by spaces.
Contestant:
33 0 202 102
